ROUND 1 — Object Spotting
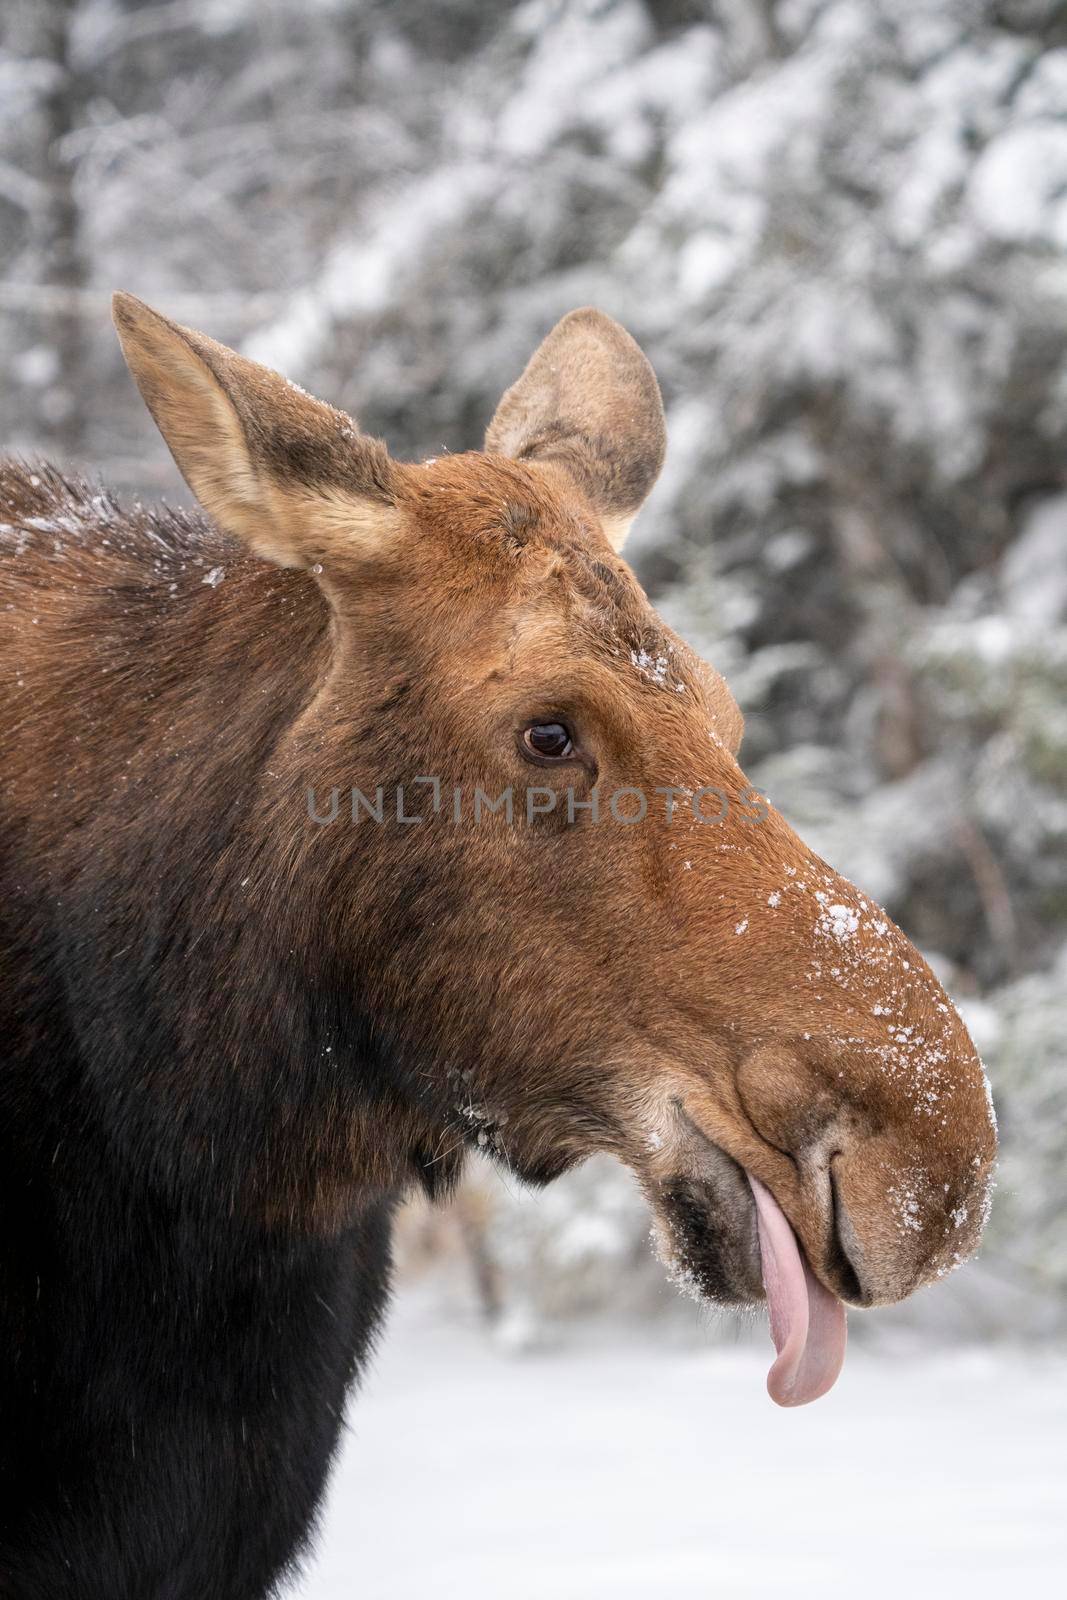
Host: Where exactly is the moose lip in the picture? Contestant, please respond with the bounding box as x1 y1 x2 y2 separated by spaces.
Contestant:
649 1120 764 1307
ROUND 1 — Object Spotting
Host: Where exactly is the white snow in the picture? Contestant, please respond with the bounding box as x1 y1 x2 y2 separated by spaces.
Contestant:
816 901 860 943
297 1292 1067 1599
969 124 1067 248
629 647 673 688
245 164 499 375
1002 493 1067 625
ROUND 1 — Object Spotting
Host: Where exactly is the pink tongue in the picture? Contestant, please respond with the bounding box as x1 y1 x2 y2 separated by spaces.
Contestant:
747 1174 847 1407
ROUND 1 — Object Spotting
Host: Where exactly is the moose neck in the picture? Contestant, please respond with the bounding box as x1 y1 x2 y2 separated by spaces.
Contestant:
2 473 442 1233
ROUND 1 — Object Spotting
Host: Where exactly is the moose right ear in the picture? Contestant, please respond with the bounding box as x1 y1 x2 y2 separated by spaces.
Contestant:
112 293 403 571
485 308 666 552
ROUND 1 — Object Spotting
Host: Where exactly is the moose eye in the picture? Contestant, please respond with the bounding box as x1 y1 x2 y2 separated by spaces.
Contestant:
521 721 574 762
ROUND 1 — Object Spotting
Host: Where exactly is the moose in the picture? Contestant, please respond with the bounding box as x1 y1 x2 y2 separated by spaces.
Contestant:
0 297 996 1597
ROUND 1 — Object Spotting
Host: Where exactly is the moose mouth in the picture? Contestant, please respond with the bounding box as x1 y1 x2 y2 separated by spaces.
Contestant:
647 1117 848 1407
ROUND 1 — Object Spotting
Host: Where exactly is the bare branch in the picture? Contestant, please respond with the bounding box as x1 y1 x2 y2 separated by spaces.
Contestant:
0 160 49 213
0 281 285 326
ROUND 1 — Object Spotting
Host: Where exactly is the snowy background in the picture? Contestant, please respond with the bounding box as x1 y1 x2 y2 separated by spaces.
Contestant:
2 0 1065 1591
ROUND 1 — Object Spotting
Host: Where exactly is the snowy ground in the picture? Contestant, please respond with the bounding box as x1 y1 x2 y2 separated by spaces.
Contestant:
297 1291 1067 1599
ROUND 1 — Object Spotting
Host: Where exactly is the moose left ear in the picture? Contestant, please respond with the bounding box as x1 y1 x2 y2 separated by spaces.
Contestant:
484 308 666 551
112 292 402 572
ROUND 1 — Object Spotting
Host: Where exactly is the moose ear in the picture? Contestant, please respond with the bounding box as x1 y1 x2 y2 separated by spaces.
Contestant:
484 308 666 551
112 293 402 570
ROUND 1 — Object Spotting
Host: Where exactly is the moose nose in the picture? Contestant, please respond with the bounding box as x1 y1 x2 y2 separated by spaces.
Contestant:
819 1124 996 1308
826 1159 874 1307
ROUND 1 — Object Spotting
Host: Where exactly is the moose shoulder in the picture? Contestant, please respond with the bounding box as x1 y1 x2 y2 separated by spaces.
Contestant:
0 298 996 1598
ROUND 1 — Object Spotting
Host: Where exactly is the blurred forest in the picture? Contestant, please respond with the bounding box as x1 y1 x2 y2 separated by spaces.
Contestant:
2 0 1065 1341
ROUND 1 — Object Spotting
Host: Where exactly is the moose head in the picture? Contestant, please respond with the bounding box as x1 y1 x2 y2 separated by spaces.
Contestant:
113 295 997 1406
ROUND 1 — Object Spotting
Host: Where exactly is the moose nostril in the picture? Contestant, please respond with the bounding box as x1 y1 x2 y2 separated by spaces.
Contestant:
828 1159 869 1306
